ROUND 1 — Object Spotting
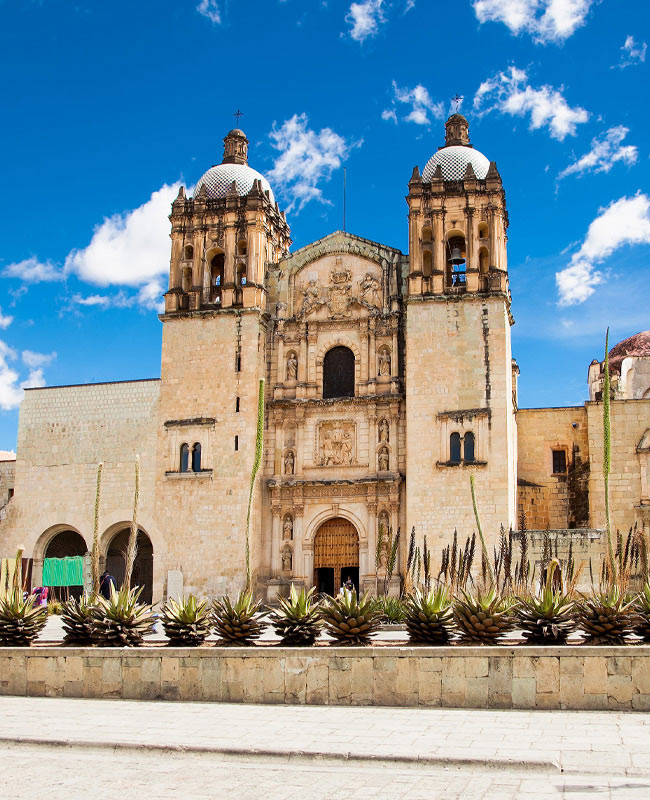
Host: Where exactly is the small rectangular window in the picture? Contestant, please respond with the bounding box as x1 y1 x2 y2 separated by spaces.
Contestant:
236 397 240 412
236 355 241 372
552 449 567 474
235 435 239 451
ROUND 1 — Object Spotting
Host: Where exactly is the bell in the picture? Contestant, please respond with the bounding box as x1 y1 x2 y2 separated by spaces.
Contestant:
449 246 465 266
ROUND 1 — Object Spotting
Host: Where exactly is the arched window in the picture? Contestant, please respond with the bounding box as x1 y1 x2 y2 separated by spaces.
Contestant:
236 264 247 286
237 240 247 256
450 433 461 464
210 253 224 304
323 346 355 399
478 222 488 239
464 432 475 463
446 236 466 289
479 247 489 273
180 443 189 472
191 443 201 472
422 227 433 242
183 244 194 261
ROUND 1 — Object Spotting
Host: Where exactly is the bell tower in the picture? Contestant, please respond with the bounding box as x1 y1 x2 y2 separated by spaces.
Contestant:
154 128 291 597
404 114 517 551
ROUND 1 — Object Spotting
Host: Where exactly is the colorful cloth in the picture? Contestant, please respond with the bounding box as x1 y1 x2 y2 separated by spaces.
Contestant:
42 556 84 587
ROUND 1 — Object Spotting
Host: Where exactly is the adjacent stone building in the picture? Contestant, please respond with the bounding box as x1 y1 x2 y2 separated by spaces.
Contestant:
1 116 648 602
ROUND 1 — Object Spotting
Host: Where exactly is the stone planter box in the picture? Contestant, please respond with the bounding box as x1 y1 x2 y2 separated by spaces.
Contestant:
1 645 649 710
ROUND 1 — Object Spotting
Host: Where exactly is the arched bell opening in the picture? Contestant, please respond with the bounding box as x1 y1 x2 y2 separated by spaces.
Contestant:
210 252 225 304
446 235 466 290
313 517 359 596
105 528 154 604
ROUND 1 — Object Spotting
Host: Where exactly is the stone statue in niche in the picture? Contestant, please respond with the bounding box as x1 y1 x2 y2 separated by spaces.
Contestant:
378 348 391 377
284 450 295 475
318 421 356 466
281 547 292 572
360 272 381 308
286 352 298 381
283 516 293 540
377 511 390 567
378 418 390 443
378 447 389 471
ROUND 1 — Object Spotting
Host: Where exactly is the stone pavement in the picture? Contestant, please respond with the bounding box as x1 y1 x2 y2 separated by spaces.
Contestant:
2 697 650 798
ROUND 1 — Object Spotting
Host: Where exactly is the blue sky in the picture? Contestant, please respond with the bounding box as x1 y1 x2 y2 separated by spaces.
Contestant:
1 0 649 451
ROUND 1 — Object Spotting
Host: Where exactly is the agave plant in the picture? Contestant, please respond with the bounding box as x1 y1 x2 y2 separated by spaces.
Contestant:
0 589 48 646
576 585 637 645
453 586 517 644
404 586 454 644
269 584 322 646
517 558 577 644
60 593 99 645
633 583 650 640
212 590 266 645
320 588 381 646
161 594 211 646
376 595 406 624
91 585 155 647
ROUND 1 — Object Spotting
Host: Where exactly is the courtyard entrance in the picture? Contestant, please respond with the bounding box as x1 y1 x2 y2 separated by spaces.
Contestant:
313 517 359 596
106 529 153 603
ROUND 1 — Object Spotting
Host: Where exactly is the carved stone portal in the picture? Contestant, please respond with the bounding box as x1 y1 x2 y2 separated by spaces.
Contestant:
317 421 356 466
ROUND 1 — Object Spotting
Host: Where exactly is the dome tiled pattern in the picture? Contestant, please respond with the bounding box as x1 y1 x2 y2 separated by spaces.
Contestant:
194 163 275 204
422 146 490 181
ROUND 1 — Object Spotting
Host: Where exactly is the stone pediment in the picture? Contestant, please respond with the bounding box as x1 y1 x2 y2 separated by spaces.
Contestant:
281 230 402 274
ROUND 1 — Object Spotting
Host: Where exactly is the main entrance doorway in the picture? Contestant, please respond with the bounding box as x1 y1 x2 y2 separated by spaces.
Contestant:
313 517 359 596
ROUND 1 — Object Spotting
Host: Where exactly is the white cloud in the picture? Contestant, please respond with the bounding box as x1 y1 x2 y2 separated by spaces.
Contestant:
0 308 13 330
614 35 647 69
64 184 179 291
22 350 56 369
473 66 589 140
2 257 63 283
558 126 638 179
21 368 46 390
382 81 444 126
556 192 650 305
196 0 221 24
473 0 593 44
346 0 385 42
268 114 355 212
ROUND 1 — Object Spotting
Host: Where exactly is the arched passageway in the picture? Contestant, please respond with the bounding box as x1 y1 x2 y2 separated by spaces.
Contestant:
105 529 154 603
313 517 359 595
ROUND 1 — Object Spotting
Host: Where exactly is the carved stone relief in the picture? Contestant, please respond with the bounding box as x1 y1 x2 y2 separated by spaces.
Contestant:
378 446 390 472
378 347 391 377
359 272 381 308
284 450 295 475
317 420 356 466
286 351 298 381
283 515 293 541
281 546 292 572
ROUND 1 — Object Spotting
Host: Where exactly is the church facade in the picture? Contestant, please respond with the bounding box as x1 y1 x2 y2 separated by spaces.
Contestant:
1 116 649 602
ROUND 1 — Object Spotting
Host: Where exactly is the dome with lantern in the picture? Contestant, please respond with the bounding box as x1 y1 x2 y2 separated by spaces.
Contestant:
194 128 276 204
422 114 491 182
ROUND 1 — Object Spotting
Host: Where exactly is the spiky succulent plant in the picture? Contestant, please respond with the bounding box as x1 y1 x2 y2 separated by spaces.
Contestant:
404 586 455 644
269 584 322 646
633 583 650 641
377 595 406 624
91 585 156 647
212 590 266 645
453 586 517 644
0 589 48 647
320 588 381 646
60 593 99 645
576 585 637 645
161 594 211 646
517 559 577 644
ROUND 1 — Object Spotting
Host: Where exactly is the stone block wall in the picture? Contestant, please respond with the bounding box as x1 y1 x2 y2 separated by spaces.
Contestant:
0 458 15 510
2 646 649 711
517 406 589 530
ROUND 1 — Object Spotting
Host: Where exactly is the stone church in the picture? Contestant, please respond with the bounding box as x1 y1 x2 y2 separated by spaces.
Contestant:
1 116 649 602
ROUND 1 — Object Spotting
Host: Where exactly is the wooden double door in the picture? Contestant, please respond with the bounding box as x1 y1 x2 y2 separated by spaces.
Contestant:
313 517 359 596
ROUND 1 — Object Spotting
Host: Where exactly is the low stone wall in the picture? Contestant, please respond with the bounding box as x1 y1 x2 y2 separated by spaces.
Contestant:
2 646 650 710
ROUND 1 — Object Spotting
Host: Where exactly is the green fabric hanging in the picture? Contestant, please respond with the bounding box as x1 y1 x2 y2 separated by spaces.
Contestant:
42 556 84 587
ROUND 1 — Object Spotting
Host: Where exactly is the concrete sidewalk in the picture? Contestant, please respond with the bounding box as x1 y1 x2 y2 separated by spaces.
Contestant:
2 696 650 777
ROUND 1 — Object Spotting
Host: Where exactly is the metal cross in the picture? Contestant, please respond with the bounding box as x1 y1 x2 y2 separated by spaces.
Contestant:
234 109 244 125
451 94 463 113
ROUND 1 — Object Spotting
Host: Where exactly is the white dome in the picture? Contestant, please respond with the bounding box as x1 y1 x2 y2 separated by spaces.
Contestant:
194 163 275 204
422 146 490 182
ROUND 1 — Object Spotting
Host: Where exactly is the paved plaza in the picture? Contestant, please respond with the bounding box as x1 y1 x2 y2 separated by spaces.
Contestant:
2 696 650 798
